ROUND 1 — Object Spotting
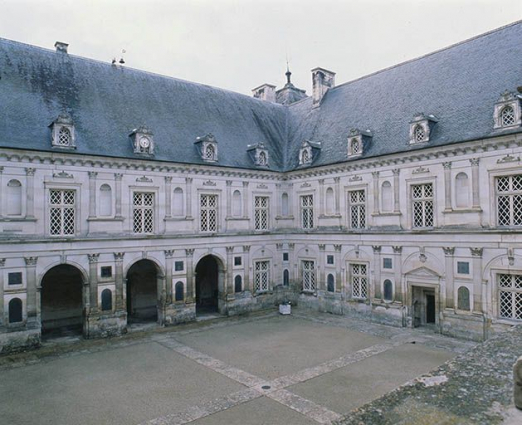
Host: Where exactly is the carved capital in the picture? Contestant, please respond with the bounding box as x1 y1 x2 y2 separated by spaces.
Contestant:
113 252 125 261
88 171 98 179
243 181 249 188
334 244 342 252
392 246 402 254
185 177 193 184
372 245 381 253
392 168 400 176
276 243 284 251
288 243 295 251
185 248 195 257
164 249 175 258
226 246 235 253
0 258 5 267
164 176 173 183
318 179 324 185
25 167 36 176
318 244 326 251
334 177 340 183
372 171 380 178
442 247 455 256
87 253 100 264
470 247 483 258
114 173 123 181
242 245 251 253
442 162 452 170
24 257 38 266
226 180 233 187
469 158 480 166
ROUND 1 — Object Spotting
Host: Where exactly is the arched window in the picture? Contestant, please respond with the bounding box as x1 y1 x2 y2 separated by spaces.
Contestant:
173 187 184 216
99 184 112 216
381 181 392 212
101 289 112 311
175 281 184 301
8 298 23 323
350 138 360 155
281 192 289 216
283 269 289 286
205 144 215 160
258 151 267 166
58 127 71 146
7 179 22 216
455 173 469 208
302 149 310 163
383 279 393 301
232 190 242 217
457 286 470 311
414 125 425 143
326 187 334 215
327 274 335 292
234 275 242 293
501 105 515 127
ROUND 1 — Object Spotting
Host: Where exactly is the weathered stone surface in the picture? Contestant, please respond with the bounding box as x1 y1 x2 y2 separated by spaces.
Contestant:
515 356 522 410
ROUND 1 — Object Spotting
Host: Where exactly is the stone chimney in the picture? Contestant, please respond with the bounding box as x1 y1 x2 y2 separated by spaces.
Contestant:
252 84 276 103
54 41 69 54
312 67 335 107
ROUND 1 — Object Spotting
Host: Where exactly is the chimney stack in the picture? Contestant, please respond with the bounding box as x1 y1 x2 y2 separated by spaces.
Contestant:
54 41 69 54
252 84 276 103
311 67 335 107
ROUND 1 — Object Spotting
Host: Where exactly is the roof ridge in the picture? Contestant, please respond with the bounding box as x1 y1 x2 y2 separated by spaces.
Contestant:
0 36 286 108
331 19 522 92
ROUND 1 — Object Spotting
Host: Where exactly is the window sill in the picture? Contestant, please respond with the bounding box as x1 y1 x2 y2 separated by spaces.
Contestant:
442 208 482 214
0 216 37 222
371 212 401 217
301 291 317 296
225 216 249 221
164 216 194 221
275 215 295 220
87 216 125 222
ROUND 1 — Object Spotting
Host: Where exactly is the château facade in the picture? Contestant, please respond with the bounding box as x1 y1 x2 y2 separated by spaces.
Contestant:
1 22 522 352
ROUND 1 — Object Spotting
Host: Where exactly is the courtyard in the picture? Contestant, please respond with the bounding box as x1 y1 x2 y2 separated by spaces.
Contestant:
0 310 475 425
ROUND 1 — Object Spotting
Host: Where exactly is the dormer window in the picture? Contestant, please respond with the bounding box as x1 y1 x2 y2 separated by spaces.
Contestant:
409 113 438 144
130 125 154 156
50 113 76 149
195 134 218 162
247 142 269 167
347 128 371 158
494 91 521 129
299 140 321 166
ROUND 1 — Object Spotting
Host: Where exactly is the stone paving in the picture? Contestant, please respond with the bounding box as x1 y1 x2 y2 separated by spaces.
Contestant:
0 310 477 425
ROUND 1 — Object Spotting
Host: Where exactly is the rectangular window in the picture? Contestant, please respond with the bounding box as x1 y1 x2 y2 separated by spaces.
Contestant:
383 258 392 269
200 194 218 232
8 272 22 285
234 256 242 266
302 260 316 292
254 196 269 230
283 252 289 262
254 260 270 293
348 189 366 229
496 175 522 226
175 261 184 271
498 274 522 320
351 263 368 299
133 192 154 234
327 255 334 265
100 266 112 278
301 194 314 229
457 261 469 275
412 183 434 228
49 189 76 236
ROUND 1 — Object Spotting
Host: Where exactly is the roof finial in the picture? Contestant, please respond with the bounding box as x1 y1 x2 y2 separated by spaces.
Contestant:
285 57 292 85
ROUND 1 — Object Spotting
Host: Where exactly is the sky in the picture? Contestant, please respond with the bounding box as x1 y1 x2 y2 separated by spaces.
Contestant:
0 0 521 96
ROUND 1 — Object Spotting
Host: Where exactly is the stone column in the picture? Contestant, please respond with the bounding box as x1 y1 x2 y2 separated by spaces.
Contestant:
185 177 193 219
164 250 175 304
514 356 522 410
372 172 380 215
226 246 234 299
470 248 484 313
334 244 342 292
25 168 35 219
443 162 452 212
185 249 195 302
288 243 295 286
443 247 455 309
87 254 99 314
334 177 340 215
393 169 400 213
0 259 5 326
318 179 325 216
114 252 125 311
243 245 251 292
393 246 403 303
25 257 38 325
470 158 480 209
114 173 123 219
164 176 172 219
242 181 249 219
318 244 326 291
373 246 382 299
275 243 283 285
88 172 97 219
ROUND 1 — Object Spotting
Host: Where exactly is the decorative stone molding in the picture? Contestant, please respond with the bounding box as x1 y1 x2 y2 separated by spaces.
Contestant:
276 243 283 251
334 244 342 252
243 245 251 253
442 162 452 169
318 244 326 251
226 246 234 253
185 248 195 256
24 257 38 266
164 176 173 183
288 243 295 251
0 258 5 267
50 113 76 150
300 182 311 188
53 170 74 179
392 168 401 176
469 158 480 166
497 154 520 164
130 125 155 156
372 246 381 253
412 166 430 174
203 180 216 186
349 175 362 182
136 176 153 183
25 167 36 176
164 250 175 258
87 254 100 263
419 253 427 263
392 246 402 254
470 248 483 258
185 177 193 184
195 134 218 162
443 247 455 256
257 184 268 189
113 252 125 261
114 173 123 180
508 248 515 266
409 113 438 144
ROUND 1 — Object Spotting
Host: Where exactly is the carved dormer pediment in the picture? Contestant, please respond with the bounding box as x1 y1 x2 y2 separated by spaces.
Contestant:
50 112 76 149
347 128 372 158
299 140 321 166
130 125 154 156
195 133 218 162
409 113 438 144
247 142 269 167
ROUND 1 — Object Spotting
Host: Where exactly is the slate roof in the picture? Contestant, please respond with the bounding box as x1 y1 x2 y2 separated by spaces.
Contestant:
1 20 521 172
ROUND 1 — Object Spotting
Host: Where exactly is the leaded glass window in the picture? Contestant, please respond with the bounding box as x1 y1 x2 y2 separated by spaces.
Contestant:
496 175 522 226
301 194 314 229
412 183 434 228
414 125 425 143
498 274 522 320
200 194 218 232
205 144 215 160
49 189 76 236
254 260 269 293
348 189 366 229
302 260 315 292
501 105 515 127
351 263 368 299
58 127 72 146
133 192 154 234
254 196 269 230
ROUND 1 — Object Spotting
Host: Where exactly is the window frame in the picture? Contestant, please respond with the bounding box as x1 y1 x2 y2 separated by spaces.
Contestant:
253 194 270 231
497 273 522 321
347 188 367 229
46 184 80 237
299 193 314 230
132 191 156 234
301 259 316 293
199 191 220 233
349 262 369 300
408 178 436 229
253 259 270 294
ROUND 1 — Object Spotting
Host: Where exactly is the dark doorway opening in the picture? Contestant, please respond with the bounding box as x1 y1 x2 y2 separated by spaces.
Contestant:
41 264 84 337
426 293 436 324
126 260 158 323
195 255 219 314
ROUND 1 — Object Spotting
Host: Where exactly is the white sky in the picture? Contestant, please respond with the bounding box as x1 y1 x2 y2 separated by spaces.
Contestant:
1 0 521 96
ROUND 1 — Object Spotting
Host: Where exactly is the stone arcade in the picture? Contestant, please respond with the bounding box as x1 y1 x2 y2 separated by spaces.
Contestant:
1 22 522 352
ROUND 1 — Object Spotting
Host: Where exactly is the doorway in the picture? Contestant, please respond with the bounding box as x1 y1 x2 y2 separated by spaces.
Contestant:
126 260 158 323
195 255 220 314
412 286 437 327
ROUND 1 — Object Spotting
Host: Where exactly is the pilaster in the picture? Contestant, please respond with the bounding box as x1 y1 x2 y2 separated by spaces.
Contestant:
185 177 193 219
25 168 35 219
372 171 379 215
114 173 123 219
318 244 326 291
24 256 38 327
87 254 99 313
113 252 125 311
164 176 172 219
226 246 234 300
392 246 403 303
470 158 480 209
443 247 455 309
334 244 342 292
0 259 5 327
242 181 249 219
443 162 452 212
164 250 175 304
470 247 484 313
392 169 400 213
372 246 381 299
185 249 195 302
243 245 251 292
88 171 98 219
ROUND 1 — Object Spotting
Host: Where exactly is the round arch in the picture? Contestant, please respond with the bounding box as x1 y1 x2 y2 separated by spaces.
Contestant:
195 254 225 315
